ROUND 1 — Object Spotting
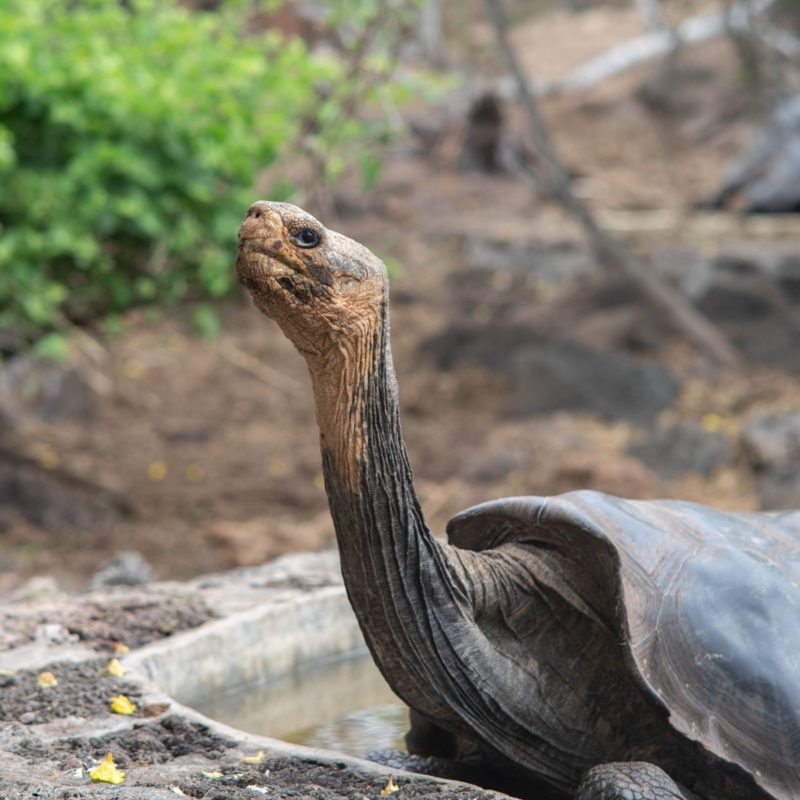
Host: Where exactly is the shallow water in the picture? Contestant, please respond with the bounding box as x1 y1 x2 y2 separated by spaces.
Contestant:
195 653 409 756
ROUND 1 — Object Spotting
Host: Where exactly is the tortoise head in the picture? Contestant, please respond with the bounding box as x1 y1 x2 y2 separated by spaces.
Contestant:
236 201 388 358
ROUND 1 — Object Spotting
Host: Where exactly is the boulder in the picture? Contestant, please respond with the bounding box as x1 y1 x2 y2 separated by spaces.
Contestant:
628 422 729 479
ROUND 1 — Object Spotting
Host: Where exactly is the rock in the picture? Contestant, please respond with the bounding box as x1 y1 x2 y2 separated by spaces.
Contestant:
741 413 800 510
424 325 679 424
628 422 729 479
776 255 800 302
742 412 800 471
688 254 786 325
34 623 78 645
11 576 60 601
0 356 102 424
90 551 154 589
757 470 800 510
37 367 99 423
678 254 800 374
651 249 800 372
0 465 95 530
732 319 800 373
510 340 678 424
695 283 778 323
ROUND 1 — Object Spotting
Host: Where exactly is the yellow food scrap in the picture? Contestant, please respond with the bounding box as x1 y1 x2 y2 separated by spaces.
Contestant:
147 460 168 481
267 459 289 477
38 447 60 470
240 750 265 764
110 694 137 715
113 642 130 654
37 671 58 688
123 359 144 379
201 771 223 778
101 658 128 677
380 775 400 795
185 463 206 483
702 413 724 433
89 752 125 784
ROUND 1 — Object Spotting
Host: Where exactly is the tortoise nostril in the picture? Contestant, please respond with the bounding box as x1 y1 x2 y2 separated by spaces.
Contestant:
253 211 261 219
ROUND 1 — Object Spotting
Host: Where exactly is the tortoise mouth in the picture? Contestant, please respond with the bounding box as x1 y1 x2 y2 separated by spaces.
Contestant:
235 239 304 288
236 201 306 289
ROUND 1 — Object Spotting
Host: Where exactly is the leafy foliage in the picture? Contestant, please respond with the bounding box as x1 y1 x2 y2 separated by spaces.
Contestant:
297 0 436 189
0 0 327 346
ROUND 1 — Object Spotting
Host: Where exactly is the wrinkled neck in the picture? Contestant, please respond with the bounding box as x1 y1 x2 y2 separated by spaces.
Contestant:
305 310 429 563
305 326 382 495
304 310 471 718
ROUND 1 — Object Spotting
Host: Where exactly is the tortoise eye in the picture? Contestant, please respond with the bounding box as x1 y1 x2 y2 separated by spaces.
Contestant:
292 228 321 248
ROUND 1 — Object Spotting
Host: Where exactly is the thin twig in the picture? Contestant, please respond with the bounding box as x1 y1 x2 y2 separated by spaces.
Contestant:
294 2 414 215
217 341 303 395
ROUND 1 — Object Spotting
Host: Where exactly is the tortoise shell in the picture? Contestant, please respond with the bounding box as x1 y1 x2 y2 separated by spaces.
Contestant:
447 490 800 799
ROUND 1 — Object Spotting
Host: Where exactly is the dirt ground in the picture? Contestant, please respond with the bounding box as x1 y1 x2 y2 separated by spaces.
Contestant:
2 662 503 799
1 6 800 593
0 566 516 800
4 703 503 799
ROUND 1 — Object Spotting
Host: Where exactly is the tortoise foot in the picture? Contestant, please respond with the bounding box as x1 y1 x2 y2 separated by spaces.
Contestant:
576 762 689 800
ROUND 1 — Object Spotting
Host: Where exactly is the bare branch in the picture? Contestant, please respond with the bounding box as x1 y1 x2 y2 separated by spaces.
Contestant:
492 0 778 98
483 0 743 370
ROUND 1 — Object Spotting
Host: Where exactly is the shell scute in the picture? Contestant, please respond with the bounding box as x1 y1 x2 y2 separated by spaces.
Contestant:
447 490 800 797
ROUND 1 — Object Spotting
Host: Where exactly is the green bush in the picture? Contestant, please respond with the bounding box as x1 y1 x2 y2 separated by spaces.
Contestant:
0 0 331 347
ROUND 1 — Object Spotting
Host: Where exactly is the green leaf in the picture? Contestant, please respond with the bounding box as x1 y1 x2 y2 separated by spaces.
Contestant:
0 0 428 351
358 152 383 191
34 332 70 362
192 304 221 338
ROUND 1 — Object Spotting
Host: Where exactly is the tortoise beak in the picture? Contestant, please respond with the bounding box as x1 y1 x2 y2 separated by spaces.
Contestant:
238 201 283 244
236 202 297 286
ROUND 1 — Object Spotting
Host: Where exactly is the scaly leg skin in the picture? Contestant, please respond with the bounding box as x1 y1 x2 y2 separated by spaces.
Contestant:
576 762 691 800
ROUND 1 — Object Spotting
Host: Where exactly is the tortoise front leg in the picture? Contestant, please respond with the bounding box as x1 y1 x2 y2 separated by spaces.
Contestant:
577 762 692 800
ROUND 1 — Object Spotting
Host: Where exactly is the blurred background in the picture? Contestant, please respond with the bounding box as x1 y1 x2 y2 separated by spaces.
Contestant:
1 0 799 594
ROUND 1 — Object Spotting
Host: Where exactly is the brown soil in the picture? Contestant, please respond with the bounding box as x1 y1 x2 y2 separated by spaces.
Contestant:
1 7 799 594
0 585 213 650
3 659 504 800
0 659 143 724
